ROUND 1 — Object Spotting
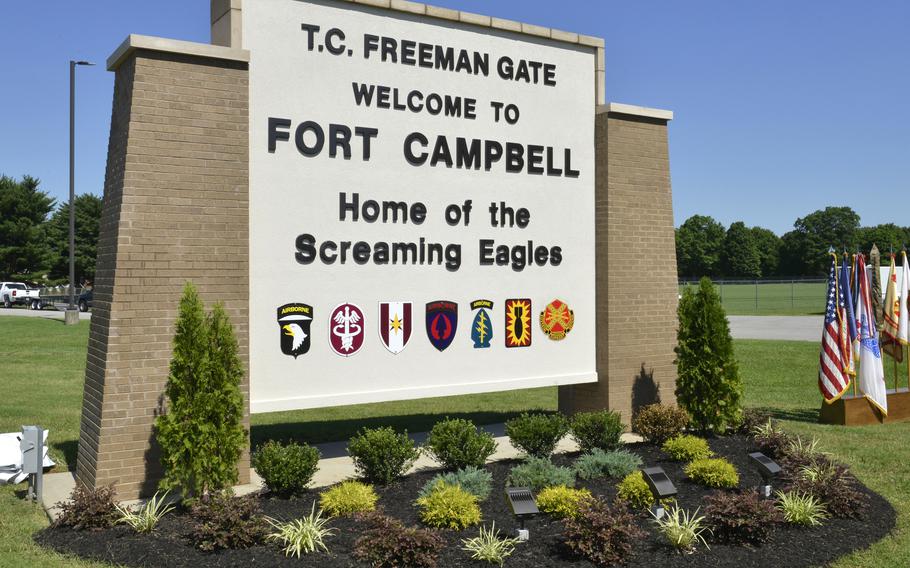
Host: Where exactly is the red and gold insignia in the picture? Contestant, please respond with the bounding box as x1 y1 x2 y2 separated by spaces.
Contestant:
505 298 532 348
540 299 574 341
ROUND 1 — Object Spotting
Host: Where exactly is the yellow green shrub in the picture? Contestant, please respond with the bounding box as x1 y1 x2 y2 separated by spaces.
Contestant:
536 486 593 519
616 471 654 509
685 458 739 488
415 481 481 530
319 481 378 517
661 435 712 461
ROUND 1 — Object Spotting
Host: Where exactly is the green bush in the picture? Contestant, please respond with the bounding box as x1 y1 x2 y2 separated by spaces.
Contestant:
574 449 642 480
415 481 482 530
791 462 868 519
563 497 644 566
568 410 625 453
347 426 420 484
252 440 320 497
54 484 118 531
418 466 493 501
425 418 497 470
704 490 781 545
536 486 592 519
631 403 690 444
353 513 444 568
685 458 739 488
504 412 569 458
189 493 268 551
507 457 575 491
616 471 654 509
155 283 247 500
319 481 378 517
675 278 743 432
662 434 713 461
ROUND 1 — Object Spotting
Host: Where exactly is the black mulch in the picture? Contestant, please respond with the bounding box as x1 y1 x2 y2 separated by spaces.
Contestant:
36 435 896 567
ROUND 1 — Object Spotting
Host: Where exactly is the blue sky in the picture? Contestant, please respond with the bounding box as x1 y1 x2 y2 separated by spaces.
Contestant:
1 1 907 235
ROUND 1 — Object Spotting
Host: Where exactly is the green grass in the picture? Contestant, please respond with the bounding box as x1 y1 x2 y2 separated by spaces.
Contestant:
680 281 826 315
2 319 909 566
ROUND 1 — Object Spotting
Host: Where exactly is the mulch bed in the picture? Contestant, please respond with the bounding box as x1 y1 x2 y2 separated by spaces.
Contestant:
37 434 895 567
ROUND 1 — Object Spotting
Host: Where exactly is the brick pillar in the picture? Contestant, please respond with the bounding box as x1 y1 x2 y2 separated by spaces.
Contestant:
559 104 677 424
76 38 250 500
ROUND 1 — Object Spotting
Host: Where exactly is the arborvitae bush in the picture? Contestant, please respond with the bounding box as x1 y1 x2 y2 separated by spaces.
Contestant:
189 493 268 552
347 426 420 484
54 484 118 531
685 458 740 488
507 457 575 491
704 490 781 545
424 418 497 470
631 403 690 444
616 471 654 509
353 513 444 568
418 466 493 501
662 434 713 461
505 412 569 458
155 283 247 500
675 278 743 432
252 440 320 497
563 497 644 566
574 449 642 480
569 410 626 453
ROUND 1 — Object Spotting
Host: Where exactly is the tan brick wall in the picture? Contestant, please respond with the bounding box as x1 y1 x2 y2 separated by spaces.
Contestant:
559 109 678 423
76 49 250 499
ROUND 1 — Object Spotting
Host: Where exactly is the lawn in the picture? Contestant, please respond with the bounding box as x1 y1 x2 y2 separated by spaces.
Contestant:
680 280 826 316
1 318 907 566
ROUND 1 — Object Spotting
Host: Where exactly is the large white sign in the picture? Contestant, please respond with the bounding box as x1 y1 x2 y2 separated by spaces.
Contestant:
245 0 597 413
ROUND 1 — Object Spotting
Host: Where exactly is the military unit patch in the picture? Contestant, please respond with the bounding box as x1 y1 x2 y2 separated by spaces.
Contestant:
329 303 365 357
540 299 574 341
277 303 312 358
379 301 412 355
426 300 458 351
505 298 532 348
470 299 494 348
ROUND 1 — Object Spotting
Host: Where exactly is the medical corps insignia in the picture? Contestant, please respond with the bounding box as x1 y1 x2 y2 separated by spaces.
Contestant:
505 298 532 348
470 299 494 348
426 300 457 351
540 299 574 341
379 301 412 354
329 303 365 357
277 303 312 358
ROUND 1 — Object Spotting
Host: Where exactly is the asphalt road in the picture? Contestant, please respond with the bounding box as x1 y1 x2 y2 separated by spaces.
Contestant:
728 315 821 341
0 307 92 321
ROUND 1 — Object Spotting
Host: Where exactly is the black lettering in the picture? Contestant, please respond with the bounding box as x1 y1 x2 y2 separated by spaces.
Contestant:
351 82 375 106
484 140 503 170
534 245 549 265
268 117 291 152
294 121 324 156
479 239 495 265
444 244 461 272
339 192 359 222
354 127 378 160
363 34 379 59
319 240 337 264
505 143 524 173
392 242 417 264
373 242 389 264
550 246 562 265
431 136 453 167
565 148 580 178
325 28 345 55
329 124 352 159
295 233 316 264
362 200 379 222
456 138 481 170
300 23 320 50
404 132 429 166
527 145 544 174
353 241 371 264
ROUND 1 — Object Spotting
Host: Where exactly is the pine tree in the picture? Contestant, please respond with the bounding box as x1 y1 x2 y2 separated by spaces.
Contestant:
155 283 247 499
674 277 743 432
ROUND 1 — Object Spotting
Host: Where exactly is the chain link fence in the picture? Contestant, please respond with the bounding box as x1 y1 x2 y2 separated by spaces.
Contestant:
678 279 826 315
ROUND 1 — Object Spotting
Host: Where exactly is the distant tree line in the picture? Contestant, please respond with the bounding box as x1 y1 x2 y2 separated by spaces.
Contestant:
0 174 101 284
676 206 910 279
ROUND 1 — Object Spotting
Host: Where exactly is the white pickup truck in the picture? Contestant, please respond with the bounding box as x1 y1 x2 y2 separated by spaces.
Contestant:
0 282 40 308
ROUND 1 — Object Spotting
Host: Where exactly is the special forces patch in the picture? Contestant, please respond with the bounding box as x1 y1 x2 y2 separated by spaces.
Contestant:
379 301 412 355
277 303 312 358
426 300 458 351
329 303 365 357
505 298 532 348
540 299 574 341
470 299 494 348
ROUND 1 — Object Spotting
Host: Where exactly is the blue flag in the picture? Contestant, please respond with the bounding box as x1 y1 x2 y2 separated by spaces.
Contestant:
839 254 858 374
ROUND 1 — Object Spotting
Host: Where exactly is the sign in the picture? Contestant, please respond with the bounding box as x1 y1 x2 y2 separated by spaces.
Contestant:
246 0 597 412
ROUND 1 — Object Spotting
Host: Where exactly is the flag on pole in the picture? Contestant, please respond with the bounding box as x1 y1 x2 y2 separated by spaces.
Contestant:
870 245 883 325
819 254 851 402
855 254 888 415
898 251 910 345
881 255 903 362
839 254 858 375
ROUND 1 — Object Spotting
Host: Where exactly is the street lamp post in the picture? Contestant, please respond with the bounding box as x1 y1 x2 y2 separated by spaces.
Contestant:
66 60 93 326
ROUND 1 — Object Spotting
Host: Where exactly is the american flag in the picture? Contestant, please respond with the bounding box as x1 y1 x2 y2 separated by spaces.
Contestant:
819 254 851 401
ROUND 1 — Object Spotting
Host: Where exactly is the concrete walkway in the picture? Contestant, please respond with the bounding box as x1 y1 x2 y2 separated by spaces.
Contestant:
41 425 643 520
728 315 821 341
0 307 91 321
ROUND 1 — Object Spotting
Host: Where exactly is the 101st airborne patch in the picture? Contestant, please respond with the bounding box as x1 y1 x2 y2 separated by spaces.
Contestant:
539 299 574 341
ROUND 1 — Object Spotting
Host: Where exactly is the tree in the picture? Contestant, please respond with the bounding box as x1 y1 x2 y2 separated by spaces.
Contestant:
675 277 743 432
156 283 247 500
0 175 55 280
675 215 726 278
45 193 102 284
780 207 860 276
855 224 909 257
721 221 761 278
750 226 781 277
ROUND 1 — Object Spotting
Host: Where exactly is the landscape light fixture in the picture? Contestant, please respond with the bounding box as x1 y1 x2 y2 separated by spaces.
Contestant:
642 466 677 520
505 487 538 542
749 452 781 497
66 59 95 326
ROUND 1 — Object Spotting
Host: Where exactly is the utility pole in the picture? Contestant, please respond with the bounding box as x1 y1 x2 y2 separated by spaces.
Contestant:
66 60 94 325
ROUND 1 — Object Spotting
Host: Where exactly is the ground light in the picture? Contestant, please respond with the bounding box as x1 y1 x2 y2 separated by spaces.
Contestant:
505 487 538 541
642 466 677 519
749 452 781 497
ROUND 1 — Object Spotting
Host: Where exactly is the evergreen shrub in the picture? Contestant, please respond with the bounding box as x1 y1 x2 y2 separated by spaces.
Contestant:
424 418 497 470
252 440 320 497
574 449 642 480
347 426 420 484
418 466 493 501
319 481 378 517
536 486 593 519
504 412 569 458
507 457 575 491
662 434 713 461
631 403 689 444
685 458 739 488
568 410 625 453
415 481 482 530
616 471 654 509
